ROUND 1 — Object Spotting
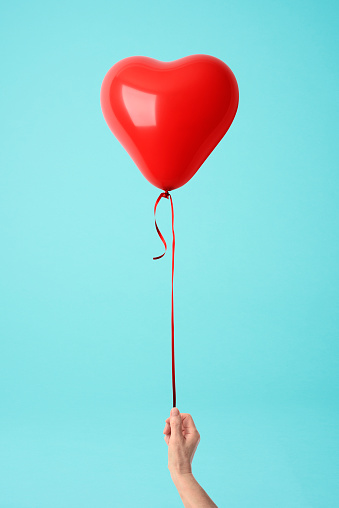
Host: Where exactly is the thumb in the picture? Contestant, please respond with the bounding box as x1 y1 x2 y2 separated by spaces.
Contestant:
170 407 183 439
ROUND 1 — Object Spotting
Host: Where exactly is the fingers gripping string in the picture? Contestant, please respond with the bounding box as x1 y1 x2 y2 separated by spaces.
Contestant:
153 191 176 408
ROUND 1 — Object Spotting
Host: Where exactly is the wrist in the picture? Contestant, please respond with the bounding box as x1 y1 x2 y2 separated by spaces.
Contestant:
170 470 194 485
170 471 218 508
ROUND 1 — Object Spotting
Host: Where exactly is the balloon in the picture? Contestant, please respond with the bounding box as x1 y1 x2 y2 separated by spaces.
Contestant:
100 54 239 191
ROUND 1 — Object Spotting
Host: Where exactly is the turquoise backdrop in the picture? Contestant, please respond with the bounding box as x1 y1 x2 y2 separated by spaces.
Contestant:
1 1 338 507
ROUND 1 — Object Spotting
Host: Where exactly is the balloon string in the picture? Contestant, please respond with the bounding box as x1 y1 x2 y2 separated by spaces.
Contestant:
153 191 176 408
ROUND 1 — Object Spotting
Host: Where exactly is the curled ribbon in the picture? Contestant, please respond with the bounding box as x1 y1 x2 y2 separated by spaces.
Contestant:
153 191 176 408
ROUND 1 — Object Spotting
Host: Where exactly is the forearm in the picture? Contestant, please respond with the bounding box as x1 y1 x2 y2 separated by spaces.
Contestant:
171 472 218 508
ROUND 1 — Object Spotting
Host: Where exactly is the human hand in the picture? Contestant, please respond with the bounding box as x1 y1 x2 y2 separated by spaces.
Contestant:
163 407 200 478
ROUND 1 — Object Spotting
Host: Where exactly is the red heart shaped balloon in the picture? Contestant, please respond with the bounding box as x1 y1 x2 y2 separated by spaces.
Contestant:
100 54 239 191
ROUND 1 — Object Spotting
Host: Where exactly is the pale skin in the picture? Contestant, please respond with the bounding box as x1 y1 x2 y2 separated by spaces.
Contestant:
163 407 218 508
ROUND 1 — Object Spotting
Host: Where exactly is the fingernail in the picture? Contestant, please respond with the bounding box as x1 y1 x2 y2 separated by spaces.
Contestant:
171 407 179 416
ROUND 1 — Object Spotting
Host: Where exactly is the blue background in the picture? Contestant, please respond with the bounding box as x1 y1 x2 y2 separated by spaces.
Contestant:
1 0 338 506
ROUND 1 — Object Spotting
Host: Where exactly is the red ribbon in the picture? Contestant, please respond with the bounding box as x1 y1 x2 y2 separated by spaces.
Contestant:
153 191 176 408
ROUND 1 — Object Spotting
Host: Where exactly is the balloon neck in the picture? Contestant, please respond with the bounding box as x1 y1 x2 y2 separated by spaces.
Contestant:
163 190 170 198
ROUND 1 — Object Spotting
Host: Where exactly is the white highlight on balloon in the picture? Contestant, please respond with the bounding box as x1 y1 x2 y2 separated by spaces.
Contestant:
122 85 157 127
